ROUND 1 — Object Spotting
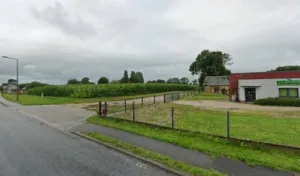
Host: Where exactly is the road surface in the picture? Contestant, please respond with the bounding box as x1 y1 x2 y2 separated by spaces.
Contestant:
0 104 174 176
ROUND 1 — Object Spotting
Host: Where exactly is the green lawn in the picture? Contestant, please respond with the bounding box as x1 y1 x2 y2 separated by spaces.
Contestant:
87 116 300 173
112 103 300 147
182 92 228 101
87 132 223 176
1 92 179 106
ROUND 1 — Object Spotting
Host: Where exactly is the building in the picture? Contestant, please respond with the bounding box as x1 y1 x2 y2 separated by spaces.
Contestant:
229 71 300 102
3 84 18 93
203 76 229 93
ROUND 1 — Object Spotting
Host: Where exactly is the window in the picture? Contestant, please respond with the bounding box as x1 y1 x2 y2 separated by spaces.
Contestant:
279 88 299 97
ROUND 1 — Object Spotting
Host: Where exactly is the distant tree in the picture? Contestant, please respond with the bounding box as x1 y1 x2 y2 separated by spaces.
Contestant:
167 78 181 84
267 65 300 72
26 81 48 89
67 79 80 84
156 79 165 83
81 77 90 84
110 80 120 84
129 71 136 83
192 79 198 85
180 77 189 85
189 50 232 86
98 77 109 84
136 72 144 83
2 83 8 86
19 83 27 89
7 79 17 85
120 70 130 83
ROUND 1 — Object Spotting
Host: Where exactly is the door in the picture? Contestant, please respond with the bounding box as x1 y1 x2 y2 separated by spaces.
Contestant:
245 88 256 102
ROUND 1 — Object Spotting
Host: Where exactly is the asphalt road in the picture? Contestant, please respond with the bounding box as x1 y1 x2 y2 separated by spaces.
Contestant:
0 105 174 176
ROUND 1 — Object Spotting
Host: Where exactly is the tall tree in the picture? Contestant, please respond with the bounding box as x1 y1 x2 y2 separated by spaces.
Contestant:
129 71 136 83
156 79 165 83
67 79 80 84
136 72 144 83
189 50 232 86
267 65 300 72
192 79 198 85
120 70 129 83
98 77 109 84
167 78 181 84
180 77 189 85
81 77 90 84
7 79 17 85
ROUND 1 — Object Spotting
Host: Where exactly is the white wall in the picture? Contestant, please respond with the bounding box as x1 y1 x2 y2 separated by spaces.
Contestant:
238 79 300 101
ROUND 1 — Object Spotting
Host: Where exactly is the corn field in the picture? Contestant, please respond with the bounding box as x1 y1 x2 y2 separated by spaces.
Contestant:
27 84 194 98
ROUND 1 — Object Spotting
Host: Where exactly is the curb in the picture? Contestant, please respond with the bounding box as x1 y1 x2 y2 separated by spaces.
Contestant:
70 131 188 176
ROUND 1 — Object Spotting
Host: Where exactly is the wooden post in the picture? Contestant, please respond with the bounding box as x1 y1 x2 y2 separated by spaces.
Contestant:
141 96 144 107
124 99 127 113
99 101 102 116
132 102 136 122
227 111 230 138
171 107 174 129
104 102 107 117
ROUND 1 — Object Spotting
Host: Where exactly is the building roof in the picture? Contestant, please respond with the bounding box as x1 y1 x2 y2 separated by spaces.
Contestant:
204 76 229 86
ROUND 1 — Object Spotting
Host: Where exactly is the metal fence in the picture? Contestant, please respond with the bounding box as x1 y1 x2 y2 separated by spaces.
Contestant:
99 102 300 149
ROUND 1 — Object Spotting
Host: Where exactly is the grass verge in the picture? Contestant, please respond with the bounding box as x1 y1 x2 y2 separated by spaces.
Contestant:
87 116 300 173
87 132 224 176
1 91 179 106
112 103 300 147
182 93 228 101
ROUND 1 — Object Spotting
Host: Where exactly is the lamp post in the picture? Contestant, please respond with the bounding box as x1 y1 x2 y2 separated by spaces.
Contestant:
2 56 19 101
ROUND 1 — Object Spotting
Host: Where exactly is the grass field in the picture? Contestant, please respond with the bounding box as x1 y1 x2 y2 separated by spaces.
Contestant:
111 103 300 147
87 132 223 176
1 92 177 105
182 92 228 101
87 116 300 173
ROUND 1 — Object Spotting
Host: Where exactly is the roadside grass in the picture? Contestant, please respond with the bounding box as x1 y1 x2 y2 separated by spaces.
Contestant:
1 91 178 106
182 93 228 101
87 132 224 176
87 116 300 173
111 103 300 147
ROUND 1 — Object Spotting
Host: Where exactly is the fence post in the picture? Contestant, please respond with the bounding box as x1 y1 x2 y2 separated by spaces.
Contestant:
154 95 156 104
141 96 144 107
171 93 174 101
132 102 136 122
164 94 166 103
124 99 127 113
104 102 107 117
171 107 174 129
227 111 230 138
99 101 102 116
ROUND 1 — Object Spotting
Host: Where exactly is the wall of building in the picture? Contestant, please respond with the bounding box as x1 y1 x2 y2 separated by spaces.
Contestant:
238 79 300 101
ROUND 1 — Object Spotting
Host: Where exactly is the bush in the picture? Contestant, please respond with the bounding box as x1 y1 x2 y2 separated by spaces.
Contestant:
27 84 194 98
254 97 300 107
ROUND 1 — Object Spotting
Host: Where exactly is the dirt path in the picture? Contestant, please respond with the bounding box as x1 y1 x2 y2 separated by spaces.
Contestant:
174 100 300 112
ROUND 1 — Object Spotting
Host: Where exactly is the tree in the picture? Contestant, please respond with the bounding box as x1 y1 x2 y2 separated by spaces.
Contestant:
81 77 90 84
136 72 144 83
7 79 17 85
189 50 232 86
129 71 136 83
192 79 198 85
120 70 129 83
156 79 165 83
26 81 48 89
98 77 109 84
167 78 181 84
67 79 80 84
267 65 300 72
180 77 189 85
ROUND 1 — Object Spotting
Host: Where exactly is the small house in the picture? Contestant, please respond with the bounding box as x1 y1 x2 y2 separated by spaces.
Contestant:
203 76 230 94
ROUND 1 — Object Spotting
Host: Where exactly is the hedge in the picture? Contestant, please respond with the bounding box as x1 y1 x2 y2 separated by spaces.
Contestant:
27 83 194 98
254 97 300 107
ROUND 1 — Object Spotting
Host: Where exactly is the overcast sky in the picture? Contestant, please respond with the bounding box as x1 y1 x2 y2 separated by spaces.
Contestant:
1 0 300 84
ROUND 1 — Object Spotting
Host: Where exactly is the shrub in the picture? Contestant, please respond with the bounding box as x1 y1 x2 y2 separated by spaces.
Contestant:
27 84 194 98
254 97 300 107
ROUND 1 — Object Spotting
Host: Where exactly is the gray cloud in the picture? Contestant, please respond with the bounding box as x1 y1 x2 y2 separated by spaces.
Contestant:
1 0 300 84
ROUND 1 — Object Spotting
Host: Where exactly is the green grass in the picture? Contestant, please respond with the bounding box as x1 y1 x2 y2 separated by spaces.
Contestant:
112 103 300 147
182 93 228 101
87 132 224 176
87 116 300 173
1 92 178 106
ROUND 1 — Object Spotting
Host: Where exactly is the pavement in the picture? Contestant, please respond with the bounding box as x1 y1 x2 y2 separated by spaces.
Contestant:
0 96 175 176
72 123 296 176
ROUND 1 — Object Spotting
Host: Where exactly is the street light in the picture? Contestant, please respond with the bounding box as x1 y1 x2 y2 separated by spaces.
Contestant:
2 56 19 101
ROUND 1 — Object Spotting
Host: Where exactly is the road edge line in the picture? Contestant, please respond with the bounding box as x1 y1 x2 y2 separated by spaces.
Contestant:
69 131 188 176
